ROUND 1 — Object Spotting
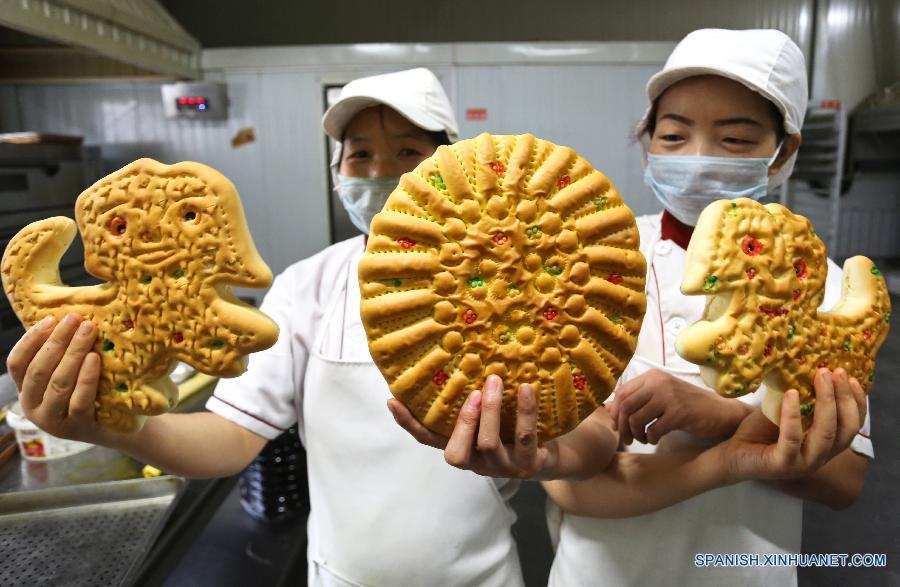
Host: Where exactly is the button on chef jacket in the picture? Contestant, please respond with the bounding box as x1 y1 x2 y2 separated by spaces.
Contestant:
546 213 874 587
209 236 524 587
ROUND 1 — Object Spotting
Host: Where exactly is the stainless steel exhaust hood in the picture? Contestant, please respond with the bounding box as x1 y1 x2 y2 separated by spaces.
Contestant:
0 0 200 81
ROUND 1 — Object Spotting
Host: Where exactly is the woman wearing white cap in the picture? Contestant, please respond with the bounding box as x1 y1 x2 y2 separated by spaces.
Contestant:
393 30 872 586
7 68 525 586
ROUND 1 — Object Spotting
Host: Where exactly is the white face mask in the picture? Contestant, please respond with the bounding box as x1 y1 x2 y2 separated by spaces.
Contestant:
334 174 400 234
643 145 782 226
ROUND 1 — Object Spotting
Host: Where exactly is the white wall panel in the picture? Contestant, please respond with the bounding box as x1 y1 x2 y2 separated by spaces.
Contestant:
811 0 881 109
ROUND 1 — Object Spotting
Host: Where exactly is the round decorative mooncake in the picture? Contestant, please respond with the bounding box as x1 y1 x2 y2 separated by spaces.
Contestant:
359 133 647 442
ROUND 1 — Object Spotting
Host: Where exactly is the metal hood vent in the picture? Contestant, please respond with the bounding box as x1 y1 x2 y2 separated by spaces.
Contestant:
0 0 200 81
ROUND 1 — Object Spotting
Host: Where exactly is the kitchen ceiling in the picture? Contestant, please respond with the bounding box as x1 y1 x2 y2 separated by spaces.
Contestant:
0 0 200 82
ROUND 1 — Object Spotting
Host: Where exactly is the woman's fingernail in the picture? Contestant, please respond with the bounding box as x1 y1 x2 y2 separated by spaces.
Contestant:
468 390 482 409
37 316 55 329
63 313 81 327
78 321 94 335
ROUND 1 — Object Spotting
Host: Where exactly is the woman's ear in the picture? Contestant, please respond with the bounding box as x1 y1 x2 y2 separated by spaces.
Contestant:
768 134 802 177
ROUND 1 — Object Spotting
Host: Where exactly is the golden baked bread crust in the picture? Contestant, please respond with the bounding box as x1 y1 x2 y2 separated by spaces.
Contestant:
2 158 279 433
676 198 891 425
359 133 646 442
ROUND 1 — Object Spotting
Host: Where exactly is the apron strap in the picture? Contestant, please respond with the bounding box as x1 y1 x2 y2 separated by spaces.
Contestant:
314 251 354 357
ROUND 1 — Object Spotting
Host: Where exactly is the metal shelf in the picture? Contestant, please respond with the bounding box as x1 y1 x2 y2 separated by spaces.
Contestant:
780 106 847 254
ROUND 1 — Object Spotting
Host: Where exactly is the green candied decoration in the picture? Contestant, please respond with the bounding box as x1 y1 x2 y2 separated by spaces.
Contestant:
544 263 562 276
507 284 521 295
843 338 852 352
706 350 721 363
885 312 892 323
430 174 446 191
733 384 745 395
871 265 882 276
141 275 152 284
799 402 814 416
115 382 128 392
868 373 875 383
209 339 225 349
593 195 608 211
386 278 402 287
102 340 115 352
467 275 485 288
703 274 718 292
787 324 796 340
526 226 542 239
171 268 185 278
608 314 622 325
725 202 738 217
500 330 513 343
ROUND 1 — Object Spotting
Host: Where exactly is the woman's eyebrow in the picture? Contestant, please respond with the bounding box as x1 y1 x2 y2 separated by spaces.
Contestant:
659 113 693 125
346 135 370 144
714 117 762 127
390 131 431 141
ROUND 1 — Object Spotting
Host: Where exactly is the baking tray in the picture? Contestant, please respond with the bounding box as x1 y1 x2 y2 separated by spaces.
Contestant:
0 476 184 586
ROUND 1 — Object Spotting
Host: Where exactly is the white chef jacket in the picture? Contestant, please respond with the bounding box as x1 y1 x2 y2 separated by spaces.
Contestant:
547 212 874 587
208 236 523 587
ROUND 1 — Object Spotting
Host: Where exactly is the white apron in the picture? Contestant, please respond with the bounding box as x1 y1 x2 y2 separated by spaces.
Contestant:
546 219 801 587
302 254 524 587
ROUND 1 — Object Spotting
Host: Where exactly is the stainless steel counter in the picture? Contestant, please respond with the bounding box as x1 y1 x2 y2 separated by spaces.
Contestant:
0 374 309 586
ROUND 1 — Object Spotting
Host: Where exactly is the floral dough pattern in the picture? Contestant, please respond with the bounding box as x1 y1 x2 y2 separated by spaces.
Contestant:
358 133 647 442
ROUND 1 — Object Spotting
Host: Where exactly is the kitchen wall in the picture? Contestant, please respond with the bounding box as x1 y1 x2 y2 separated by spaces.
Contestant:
810 0 899 109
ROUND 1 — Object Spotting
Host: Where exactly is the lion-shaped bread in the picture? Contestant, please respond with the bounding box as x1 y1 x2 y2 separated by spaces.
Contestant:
676 198 890 425
2 158 279 433
359 133 646 442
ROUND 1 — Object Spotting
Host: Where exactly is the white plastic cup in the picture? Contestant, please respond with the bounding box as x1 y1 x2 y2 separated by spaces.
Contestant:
5 401 93 461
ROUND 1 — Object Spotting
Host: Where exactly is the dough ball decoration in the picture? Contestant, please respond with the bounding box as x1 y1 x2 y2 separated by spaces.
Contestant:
359 133 647 442
1 158 279 433
676 198 891 426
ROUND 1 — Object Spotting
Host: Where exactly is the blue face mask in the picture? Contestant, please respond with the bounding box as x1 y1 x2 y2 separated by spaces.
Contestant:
643 146 781 226
334 174 401 234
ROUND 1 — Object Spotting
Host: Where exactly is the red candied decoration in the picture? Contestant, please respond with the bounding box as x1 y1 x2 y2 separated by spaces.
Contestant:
397 237 416 249
557 176 572 190
491 231 508 246
607 273 624 285
108 216 127 236
462 309 478 324
793 259 809 280
572 373 586 391
432 370 449 386
741 236 764 256
746 268 757 280
798 354 807 365
123 319 134 331
542 306 558 321
488 161 505 175
863 329 872 341
792 289 801 302
763 344 773 358
758 305 789 317
817 361 829 369
173 332 184 343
